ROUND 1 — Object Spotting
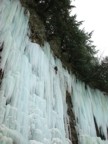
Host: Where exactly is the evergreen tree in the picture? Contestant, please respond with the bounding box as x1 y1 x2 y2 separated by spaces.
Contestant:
22 0 108 93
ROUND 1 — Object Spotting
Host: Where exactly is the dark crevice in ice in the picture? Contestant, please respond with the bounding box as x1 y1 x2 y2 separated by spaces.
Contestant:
66 90 78 144
94 116 106 140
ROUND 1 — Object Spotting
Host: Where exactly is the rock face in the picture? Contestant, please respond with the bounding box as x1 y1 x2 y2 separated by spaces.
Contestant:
66 91 78 144
20 0 46 45
1 1 108 144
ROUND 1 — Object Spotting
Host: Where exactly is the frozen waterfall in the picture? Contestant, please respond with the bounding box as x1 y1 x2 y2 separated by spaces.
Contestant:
0 0 108 144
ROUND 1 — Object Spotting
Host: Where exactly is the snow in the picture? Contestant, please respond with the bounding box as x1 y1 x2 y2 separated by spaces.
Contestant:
0 0 108 144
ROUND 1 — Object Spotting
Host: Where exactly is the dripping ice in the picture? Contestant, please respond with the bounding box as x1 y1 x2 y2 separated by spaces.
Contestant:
0 0 108 144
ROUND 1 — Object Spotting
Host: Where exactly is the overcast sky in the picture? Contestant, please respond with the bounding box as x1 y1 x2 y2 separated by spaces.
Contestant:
71 0 108 58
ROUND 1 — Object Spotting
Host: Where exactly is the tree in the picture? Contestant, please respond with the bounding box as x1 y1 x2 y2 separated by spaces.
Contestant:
22 0 108 93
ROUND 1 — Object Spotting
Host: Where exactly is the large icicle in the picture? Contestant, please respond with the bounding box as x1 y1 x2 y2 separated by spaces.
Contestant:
0 0 71 144
72 77 108 144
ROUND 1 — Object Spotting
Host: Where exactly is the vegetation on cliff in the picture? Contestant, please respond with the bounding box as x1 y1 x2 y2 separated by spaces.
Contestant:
21 0 108 93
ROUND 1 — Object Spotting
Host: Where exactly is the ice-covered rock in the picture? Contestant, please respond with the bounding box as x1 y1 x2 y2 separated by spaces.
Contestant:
0 0 108 144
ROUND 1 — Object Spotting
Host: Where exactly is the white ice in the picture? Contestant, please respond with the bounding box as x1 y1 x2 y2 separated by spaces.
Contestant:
0 0 71 144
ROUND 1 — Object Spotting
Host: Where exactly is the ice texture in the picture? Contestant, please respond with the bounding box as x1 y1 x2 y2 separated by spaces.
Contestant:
0 0 71 144
0 0 108 144
72 77 108 143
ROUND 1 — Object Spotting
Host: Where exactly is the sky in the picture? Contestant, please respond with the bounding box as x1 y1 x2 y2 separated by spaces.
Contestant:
71 0 108 58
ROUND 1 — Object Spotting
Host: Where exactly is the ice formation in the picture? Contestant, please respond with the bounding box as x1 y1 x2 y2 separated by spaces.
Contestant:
0 0 108 144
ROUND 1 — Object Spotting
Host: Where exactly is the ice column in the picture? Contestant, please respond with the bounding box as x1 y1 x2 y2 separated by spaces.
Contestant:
0 0 72 144
71 76 108 144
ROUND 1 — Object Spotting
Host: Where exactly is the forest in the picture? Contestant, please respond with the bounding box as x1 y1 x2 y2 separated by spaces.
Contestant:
21 0 108 93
